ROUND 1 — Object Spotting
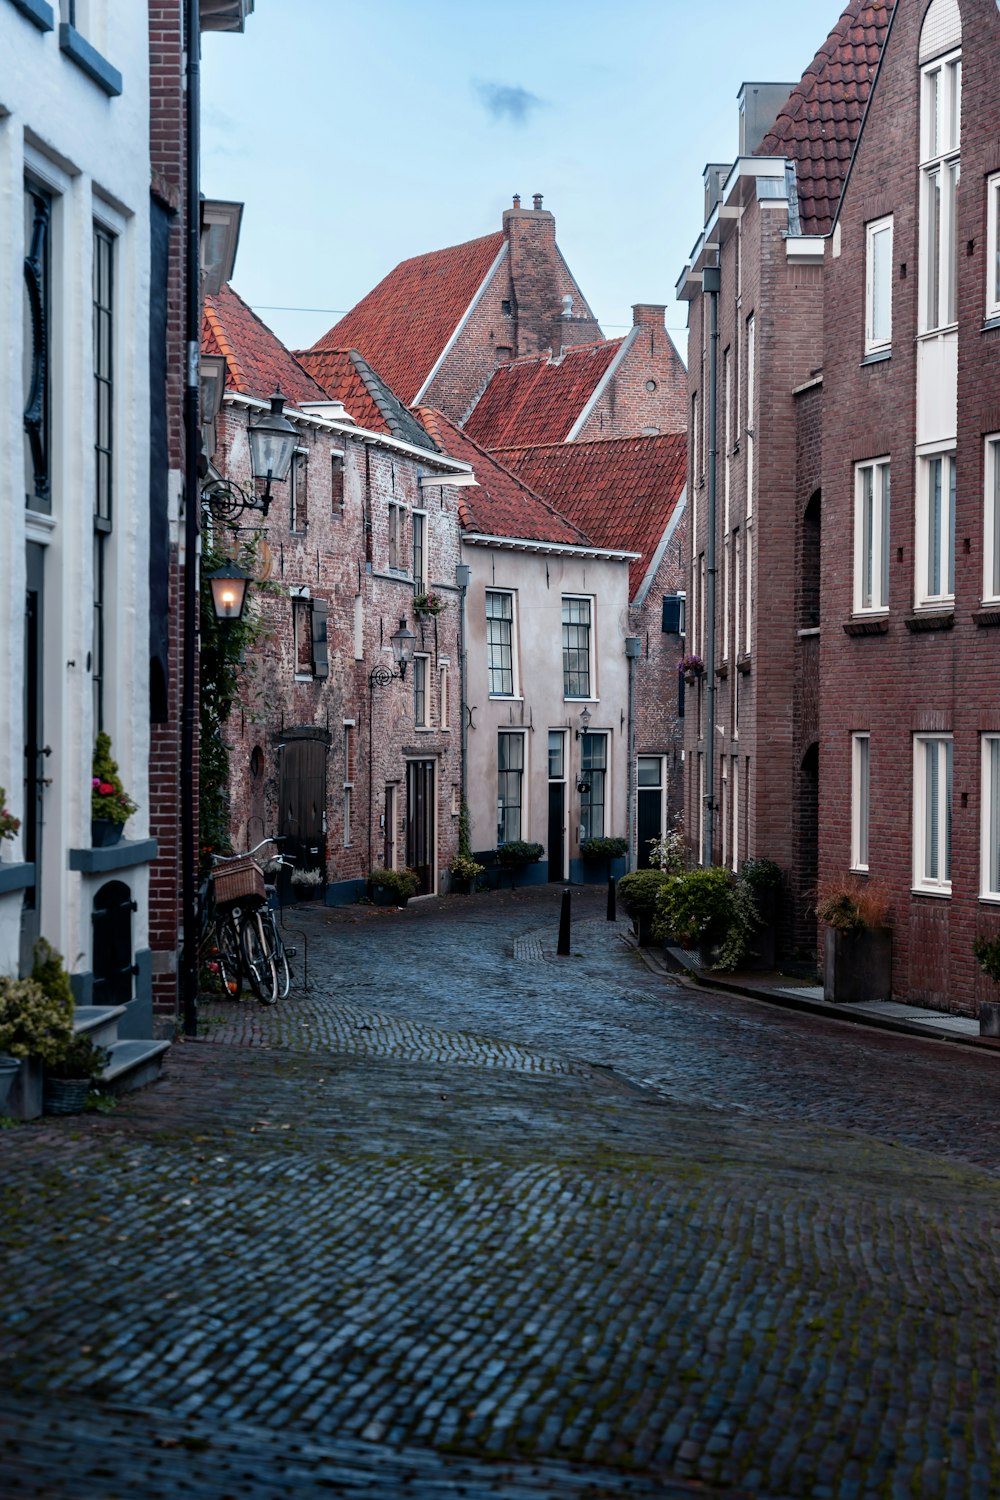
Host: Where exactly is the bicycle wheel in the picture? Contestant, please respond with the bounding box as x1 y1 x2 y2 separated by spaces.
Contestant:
216 915 243 1001
258 911 291 1000
240 911 279 1004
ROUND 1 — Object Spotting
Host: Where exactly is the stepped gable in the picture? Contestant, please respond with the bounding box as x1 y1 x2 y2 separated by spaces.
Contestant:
309 231 505 405
297 348 438 451
203 283 325 407
758 0 892 236
464 340 624 449
415 407 589 548
495 433 687 599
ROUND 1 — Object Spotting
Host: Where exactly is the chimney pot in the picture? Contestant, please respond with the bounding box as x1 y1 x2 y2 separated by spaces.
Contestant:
532 193 543 211
512 193 521 208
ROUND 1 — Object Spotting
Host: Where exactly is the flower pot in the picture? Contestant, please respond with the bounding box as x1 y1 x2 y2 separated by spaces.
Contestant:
91 818 123 848
823 925 892 1004
0 1054 20 1115
450 876 473 895
43 1076 90 1116
634 912 655 947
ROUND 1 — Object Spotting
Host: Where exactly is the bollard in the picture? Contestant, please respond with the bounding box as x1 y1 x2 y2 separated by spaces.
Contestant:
557 886 571 956
607 875 616 922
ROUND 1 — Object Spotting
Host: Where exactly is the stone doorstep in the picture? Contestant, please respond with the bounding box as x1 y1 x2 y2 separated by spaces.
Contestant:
73 1005 127 1050
74 1006 171 1096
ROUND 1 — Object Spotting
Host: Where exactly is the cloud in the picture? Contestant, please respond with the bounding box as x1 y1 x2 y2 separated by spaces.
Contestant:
474 81 546 126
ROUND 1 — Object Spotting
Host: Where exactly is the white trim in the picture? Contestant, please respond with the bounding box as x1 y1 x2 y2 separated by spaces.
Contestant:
981 734 1000 900
413 240 509 405
463 533 637 562
851 733 870 872
913 733 953 894
865 215 893 354
984 436 1000 604
561 592 596 703
485 587 519 699
565 327 636 442
987 173 1000 322
853 457 891 614
914 448 956 608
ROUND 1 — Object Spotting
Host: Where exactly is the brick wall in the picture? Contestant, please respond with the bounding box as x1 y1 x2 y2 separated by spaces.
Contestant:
576 306 689 441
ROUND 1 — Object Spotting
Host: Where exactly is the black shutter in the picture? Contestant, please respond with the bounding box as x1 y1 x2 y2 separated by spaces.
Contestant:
662 594 685 634
311 598 329 679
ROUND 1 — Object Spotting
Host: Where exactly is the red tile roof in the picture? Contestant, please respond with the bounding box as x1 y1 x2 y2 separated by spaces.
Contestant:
494 434 687 598
203 284 326 408
758 0 891 236
463 340 624 449
310 232 506 405
414 408 590 548
295 348 386 432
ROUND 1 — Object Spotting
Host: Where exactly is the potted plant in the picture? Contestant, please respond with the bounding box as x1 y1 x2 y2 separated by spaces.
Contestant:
289 865 325 901
973 933 1000 1036
679 653 705 685
413 591 445 616
0 949 75 1120
738 857 783 970
449 852 485 894
91 732 138 846
367 867 420 907
0 788 20 859
816 877 891 1003
496 839 543 888
618 868 673 946
580 835 627 882
657 867 735 967
44 1034 108 1116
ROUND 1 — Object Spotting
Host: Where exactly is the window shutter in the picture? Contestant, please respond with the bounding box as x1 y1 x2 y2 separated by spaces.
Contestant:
662 594 685 634
310 599 329 679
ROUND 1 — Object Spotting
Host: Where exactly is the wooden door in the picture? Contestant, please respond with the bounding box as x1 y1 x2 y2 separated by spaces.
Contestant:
405 760 435 895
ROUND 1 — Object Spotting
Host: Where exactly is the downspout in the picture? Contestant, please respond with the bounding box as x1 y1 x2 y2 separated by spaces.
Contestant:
701 262 720 866
625 635 641 869
456 562 471 830
180 0 202 1037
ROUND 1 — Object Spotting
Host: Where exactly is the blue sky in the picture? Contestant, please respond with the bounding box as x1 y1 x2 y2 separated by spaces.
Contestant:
202 0 847 356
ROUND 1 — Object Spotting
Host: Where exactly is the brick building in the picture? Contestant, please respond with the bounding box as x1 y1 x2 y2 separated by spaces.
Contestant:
820 0 1000 1013
203 286 469 901
676 1 888 957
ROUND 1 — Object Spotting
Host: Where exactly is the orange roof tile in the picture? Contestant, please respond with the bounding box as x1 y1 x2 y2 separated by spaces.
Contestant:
758 0 891 236
296 348 437 450
414 408 589 548
463 340 624 449
495 434 687 598
203 284 326 408
310 232 506 405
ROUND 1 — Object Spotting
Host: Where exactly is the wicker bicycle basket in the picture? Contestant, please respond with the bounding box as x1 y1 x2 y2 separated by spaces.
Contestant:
212 857 266 910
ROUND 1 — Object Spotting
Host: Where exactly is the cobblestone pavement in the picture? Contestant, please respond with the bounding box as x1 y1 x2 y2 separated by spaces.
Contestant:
2 886 1000 1498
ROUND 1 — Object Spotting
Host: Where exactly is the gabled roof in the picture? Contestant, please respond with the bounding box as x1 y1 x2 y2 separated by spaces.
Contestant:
296 348 438 451
463 340 624 449
757 0 891 236
414 407 590 548
203 284 326 408
309 232 506 405
494 434 687 598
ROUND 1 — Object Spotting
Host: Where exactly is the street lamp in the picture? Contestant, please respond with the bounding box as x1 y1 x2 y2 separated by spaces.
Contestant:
204 391 298 522
369 618 417 687
206 559 250 621
576 704 592 739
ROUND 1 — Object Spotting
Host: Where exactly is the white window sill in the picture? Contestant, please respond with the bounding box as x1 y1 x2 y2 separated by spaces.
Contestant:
850 864 870 875
979 893 1000 905
912 600 955 613
911 885 952 899
862 346 892 365
294 673 314 683
489 694 523 702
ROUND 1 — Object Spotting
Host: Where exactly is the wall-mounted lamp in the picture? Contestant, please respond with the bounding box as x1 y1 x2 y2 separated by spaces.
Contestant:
370 618 417 687
575 705 592 740
207 558 251 622
204 391 299 522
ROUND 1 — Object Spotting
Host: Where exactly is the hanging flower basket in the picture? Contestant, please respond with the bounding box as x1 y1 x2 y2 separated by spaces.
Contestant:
413 592 445 616
679 654 705 685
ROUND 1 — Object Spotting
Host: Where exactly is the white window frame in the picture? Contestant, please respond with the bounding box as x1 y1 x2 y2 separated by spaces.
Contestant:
865 215 893 354
439 660 449 730
292 592 313 681
412 508 428 592
981 734 1000 901
745 312 755 519
497 730 526 845
853 458 891 614
486 588 518 698
413 653 430 729
919 50 961 334
289 446 308 533
561 594 595 701
913 733 953 895
851 733 870 872
984 435 1000 604
915 448 956 608
986 173 1000 321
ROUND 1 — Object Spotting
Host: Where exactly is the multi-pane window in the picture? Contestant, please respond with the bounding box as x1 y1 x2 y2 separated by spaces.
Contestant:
854 458 891 612
486 590 515 696
917 451 955 605
984 437 1000 604
439 662 449 728
413 655 429 728
580 732 607 841
293 598 313 677
289 449 308 532
388 503 402 569
919 51 961 332
412 509 427 591
23 183 52 511
93 224 114 728
913 734 953 892
497 731 524 844
331 452 344 512
987 174 1000 322
562 596 592 699
981 735 1000 899
745 313 755 518
865 216 893 354
852 733 870 871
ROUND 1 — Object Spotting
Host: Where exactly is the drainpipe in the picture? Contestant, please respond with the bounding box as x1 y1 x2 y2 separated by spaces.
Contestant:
701 262 720 867
625 635 641 870
456 562 471 827
180 0 202 1037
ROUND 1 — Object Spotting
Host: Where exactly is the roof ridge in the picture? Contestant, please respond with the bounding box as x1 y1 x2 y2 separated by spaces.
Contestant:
493 431 686 455
203 295 251 395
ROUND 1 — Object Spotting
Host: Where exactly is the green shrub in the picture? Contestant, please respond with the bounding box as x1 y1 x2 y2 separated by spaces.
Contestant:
657 867 734 949
974 934 1000 984
47 1035 108 1081
740 857 783 892
367 867 420 903
580 836 627 861
618 869 672 918
0 977 73 1065
91 732 138 826
449 853 485 882
31 939 73 1011
496 840 544 866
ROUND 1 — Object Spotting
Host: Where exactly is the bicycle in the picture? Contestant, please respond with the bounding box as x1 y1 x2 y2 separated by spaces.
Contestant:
198 868 245 1002
210 840 295 1005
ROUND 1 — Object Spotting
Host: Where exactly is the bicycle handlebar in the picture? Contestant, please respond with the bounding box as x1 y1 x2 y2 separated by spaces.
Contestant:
210 837 284 866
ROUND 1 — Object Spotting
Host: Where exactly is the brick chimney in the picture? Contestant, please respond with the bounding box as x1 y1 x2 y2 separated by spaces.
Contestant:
633 303 667 330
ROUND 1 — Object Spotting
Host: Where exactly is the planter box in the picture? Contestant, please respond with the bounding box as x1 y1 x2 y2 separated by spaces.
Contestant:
91 819 123 847
742 888 778 971
823 926 892 1004
7 1056 43 1120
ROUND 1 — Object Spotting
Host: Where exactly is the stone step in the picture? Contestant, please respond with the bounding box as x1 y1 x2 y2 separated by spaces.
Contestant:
73 1005 127 1050
100 1039 170 1096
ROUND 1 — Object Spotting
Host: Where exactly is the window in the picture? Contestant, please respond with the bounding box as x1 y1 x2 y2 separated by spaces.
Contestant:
342 725 355 848
745 313 755 518
289 449 308 532
865 216 893 354
384 784 397 869
914 734 952 892
23 183 52 511
93 222 114 728
854 458 891 613
852 734 870 871
919 51 961 332
331 452 344 512
439 662 449 728
987 173 1000 321
497 732 524 844
293 598 313 677
691 391 700 486
916 450 955 606
388 503 403 569
984 436 1000 603
981 735 1000 899
562 596 592 699
412 509 427 591
549 731 565 780
486 590 515 696
413 655 429 727
580 732 607 841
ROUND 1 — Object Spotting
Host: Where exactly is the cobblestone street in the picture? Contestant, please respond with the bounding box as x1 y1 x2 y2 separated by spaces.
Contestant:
3 886 1000 1498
